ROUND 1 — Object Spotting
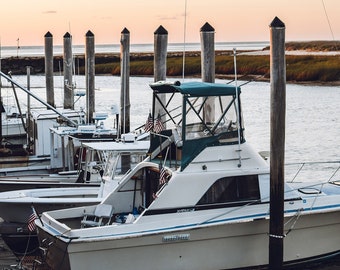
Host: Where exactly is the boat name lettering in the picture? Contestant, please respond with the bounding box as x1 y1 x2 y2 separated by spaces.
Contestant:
177 208 195 213
162 234 190 242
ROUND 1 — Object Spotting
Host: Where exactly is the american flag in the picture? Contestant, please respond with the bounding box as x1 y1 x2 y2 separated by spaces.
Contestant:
144 112 153 132
27 211 37 232
159 166 167 185
154 113 165 133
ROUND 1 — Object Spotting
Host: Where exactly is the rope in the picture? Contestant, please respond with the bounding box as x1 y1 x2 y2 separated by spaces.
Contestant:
328 164 340 183
269 208 304 239
182 0 188 81
321 0 336 43
283 208 303 237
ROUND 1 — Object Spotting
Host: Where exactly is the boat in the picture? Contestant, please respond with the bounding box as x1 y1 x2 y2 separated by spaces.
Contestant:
0 137 149 257
35 81 340 270
0 71 119 187
0 103 26 144
0 120 118 191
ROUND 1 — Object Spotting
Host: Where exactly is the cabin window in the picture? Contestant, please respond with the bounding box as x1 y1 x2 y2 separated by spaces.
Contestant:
184 95 241 141
197 175 260 205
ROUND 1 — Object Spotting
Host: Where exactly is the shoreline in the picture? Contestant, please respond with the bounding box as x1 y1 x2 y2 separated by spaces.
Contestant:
1 49 340 86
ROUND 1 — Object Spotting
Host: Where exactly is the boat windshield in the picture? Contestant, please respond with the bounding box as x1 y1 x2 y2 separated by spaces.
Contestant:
102 152 146 181
183 94 241 142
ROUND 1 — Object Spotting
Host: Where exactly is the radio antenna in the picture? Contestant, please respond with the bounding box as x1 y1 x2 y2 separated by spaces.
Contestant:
182 0 188 81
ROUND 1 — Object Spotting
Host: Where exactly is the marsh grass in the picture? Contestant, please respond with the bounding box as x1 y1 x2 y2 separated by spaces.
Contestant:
95 53 340 83
286 55 340 81
5 41 339 83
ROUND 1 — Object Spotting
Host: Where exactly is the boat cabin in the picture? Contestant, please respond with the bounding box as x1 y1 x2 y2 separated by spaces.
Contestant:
147 81 244 171
99 81 271 221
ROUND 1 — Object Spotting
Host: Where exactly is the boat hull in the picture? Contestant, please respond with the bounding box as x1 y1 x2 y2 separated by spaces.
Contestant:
0 194 100 259
0 221 40 257
38 209 340 270
0 187 101 223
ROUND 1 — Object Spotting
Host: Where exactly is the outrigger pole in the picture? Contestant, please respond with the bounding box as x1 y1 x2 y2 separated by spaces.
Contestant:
0 71 78 127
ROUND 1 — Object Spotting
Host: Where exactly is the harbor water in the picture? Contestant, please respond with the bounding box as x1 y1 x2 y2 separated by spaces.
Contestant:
0 75 339 269
2 75 338 165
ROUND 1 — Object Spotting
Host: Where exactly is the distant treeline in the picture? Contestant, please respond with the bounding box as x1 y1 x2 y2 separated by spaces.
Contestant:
1 41 340 84
283 41 340 52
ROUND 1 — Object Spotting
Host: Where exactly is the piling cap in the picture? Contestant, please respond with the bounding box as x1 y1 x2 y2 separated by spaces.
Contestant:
64 32 71 38
44 31 53 38
86 30 94 37
121 27 130 34
270 17 285 28
200 22 215 32
154 25 168 35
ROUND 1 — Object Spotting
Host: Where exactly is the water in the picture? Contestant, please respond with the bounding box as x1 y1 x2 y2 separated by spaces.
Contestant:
1 75 339 182
0 41 269 58
0 75 339 269
2 75 338 164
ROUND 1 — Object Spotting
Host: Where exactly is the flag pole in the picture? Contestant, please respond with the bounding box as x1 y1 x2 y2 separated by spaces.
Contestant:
31 204 44 227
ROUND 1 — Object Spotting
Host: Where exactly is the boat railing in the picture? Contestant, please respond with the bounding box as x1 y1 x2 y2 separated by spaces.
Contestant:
285 160 340 184
0 71 78 127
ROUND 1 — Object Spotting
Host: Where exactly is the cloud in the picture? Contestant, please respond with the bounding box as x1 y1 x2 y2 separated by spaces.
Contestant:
157 15 178 21
42 10 57 14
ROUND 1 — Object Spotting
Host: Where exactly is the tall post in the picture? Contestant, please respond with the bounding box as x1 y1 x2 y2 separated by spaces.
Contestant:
120 28 131 173
26 66 31 148
44 31 55 108
120 28 130 135
85 30 95 123
0 38 2 143
63 32 74 109
200 22 215 123
154 25 168 124
269 16 286 269
200 22 215 83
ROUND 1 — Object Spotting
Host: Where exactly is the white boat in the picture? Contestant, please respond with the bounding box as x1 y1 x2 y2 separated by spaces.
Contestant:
36 81 340 270
0 121 118 191
0 72 119 187
0 138 149 257
0 104 26 143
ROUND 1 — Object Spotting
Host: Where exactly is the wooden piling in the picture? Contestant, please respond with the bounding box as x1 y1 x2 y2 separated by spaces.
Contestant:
200 22 215 83
63 32 74 109
269 16 286 269
200 22 215 123
85 30 95 123
44 31 55 108
154 25 168 82
120 28 130 135
154 25 168 124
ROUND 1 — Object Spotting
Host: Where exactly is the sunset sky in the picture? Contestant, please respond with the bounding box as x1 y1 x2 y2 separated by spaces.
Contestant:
0 0 339 46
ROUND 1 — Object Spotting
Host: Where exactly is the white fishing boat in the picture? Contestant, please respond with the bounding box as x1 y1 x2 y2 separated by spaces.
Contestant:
35 81 340 270
0 71 119 187
0 138 149 257
0 119 118 191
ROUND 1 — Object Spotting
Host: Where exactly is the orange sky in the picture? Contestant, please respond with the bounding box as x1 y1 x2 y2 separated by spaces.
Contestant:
0 0 339 46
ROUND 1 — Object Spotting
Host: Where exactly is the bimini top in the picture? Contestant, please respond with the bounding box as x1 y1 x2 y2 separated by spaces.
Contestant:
150 81 240 96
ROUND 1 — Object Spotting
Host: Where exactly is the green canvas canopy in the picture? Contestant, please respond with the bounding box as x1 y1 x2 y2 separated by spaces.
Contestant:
150 81 240 96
